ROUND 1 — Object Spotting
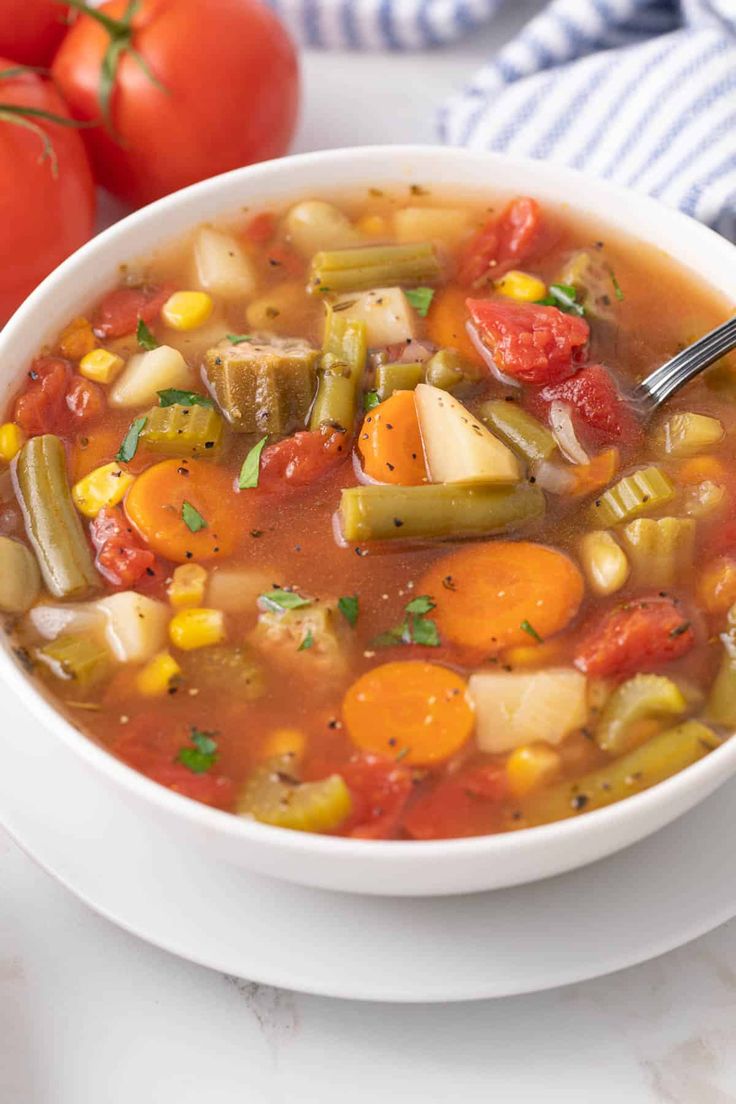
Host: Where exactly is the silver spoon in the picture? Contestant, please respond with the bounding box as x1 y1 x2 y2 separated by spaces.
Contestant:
633 315 736 416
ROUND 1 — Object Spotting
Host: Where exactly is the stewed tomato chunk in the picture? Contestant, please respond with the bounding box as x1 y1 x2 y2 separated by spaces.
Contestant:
466 299 589 385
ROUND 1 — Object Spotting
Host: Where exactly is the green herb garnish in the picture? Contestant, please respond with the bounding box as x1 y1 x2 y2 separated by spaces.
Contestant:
182 500 206 533
226 333 253 345
177 728 218 774
411 617 440 647
238 435 269 489
520 619 543 643
157 388 213 408
405 287 435 318
536 283 585 317
338 594 360 627
115 415 146 463
373 594 440 649
363 390 380 412
136 318 159 350
611 272 625 302
405 595 436 616
298 628 314 652
260 589 313 613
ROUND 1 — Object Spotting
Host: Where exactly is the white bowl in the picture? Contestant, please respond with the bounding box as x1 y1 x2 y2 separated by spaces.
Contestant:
2 145 736 898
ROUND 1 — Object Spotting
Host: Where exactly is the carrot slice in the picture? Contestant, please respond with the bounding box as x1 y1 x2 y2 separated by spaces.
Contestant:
569 447 619 497
418 541 585 655
358 390 427 485
426 286 485 367
125 459 243 563
342 661 474 766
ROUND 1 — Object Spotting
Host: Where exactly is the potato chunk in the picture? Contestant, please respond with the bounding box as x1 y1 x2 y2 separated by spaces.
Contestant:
469 668 589 752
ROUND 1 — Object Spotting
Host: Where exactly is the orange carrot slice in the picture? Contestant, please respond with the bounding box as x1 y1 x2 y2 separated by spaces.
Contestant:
358 390 427 485
426 286 485 367
418 541 584 654
342 661 474 766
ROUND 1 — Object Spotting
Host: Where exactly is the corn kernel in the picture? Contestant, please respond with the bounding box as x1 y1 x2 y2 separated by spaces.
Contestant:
162 290 214 331
169 607 225 650
136 651 182 697
0 422 26 463
58 316 97 361
79 347 125 385
506 743 561 797
167 563 208 608
502 639 567 669
356 214 388 237
579 530 630 596
261 727 306 760
495 270 547 302
72 462 135 518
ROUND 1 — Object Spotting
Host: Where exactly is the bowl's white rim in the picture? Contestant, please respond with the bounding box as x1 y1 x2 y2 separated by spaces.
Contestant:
2 143 736 868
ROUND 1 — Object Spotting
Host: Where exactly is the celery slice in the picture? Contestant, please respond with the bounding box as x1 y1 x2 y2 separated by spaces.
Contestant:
588 465 675 528
654 412 724 457
36 634 110 688
141 403 224 458
238 754 352 832
595 674 687 754
620 516 696 588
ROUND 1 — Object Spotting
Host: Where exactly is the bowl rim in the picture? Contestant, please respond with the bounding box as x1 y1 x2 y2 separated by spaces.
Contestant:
2 142 736 864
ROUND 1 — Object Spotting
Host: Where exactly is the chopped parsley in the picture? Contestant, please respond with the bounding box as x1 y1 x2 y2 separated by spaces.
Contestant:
611 272 625 302
115 415 146 463
405 595 436 616
405 287 435 318
338 594 360 627
536 283 585 317
238 435 269 489
260 588 313 613
411 617 440 647
136 318 159 350
298 628 314 652
182 500 206 532
363 390 380 412
226 333 253 344
373 594 440 648
157 388 213 408
177 728 218 774
520 619 543 643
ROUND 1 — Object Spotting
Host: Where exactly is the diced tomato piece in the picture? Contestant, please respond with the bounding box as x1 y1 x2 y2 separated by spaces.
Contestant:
14 356 73 436
257 427 350 494
534 364 641 443
90 506 157 588
115 718 235 810
703 519 736 560
245 211 276 243
403 764 507 840
66 376 106 425
467 299 589 385
265 242 305 278
457 197 542 287
338 754 414 839
574 596 695 679
92 284 171 339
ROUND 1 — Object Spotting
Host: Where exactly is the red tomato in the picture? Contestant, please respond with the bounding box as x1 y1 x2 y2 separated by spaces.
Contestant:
338 754 414 840
0 62 95 324
457 197 542 286
0 2 70 66
403 764 507 840
245 211 276 244
467 299 589 386
90 506 158 589
52 0 299 206
258 428 350 493
66 376 106 424
14 357 73 436
534 364 642 444
92 284 171 339
574 596 695 679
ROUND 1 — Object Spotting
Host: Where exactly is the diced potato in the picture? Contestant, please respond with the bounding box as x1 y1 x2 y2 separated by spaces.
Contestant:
194 227 257 300
393 206 470 247
469 668 589 753
414 383 520 485
285 200 360 257
332 287 417 348
109 346 193 408
206 568 276 614
95 592 170 663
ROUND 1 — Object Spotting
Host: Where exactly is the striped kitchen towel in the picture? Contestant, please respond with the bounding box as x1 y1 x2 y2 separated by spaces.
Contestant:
269 0 736 239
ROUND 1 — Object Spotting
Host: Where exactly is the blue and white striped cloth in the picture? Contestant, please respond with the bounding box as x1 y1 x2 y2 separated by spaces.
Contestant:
270 0 736 240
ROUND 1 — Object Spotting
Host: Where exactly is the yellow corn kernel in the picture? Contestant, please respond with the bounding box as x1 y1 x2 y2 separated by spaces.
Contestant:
495 270 547 302
162 290 214 331
261 727 306 760
79 347 125 385
167 563 208 609
0 422 26 463
136 651 182 697
169 607 225 650
58 316 97 360
356 214 388 237
579 530 630 596
72 462 135 518
506 743 561 797
502 638 568 669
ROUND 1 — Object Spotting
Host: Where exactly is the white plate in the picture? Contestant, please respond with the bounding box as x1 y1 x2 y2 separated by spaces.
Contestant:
3 685 735 1002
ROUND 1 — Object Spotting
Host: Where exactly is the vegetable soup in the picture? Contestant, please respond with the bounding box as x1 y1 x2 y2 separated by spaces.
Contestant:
2 188 734 840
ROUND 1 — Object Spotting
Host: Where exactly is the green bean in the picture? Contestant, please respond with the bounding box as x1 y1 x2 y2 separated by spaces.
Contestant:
14 434 97 600
620 516 696 588
478 399 557 464
706 604 736 727
0 536 40 613
141 403 224 457
523 720 719 826
36 634 110 688
375 362 424 400
588 465 675 528
425 349 481 392
310 241 440 293
310 309 367 432
595 674 687 754
339 481 545 543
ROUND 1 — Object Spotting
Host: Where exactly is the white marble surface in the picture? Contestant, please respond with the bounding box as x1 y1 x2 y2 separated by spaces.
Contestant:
3 4 736 1101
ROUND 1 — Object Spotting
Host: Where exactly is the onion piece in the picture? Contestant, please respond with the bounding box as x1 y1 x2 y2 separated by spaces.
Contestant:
549 401 589 465
533 460 576 495
29 602 105 641
465 321 520 388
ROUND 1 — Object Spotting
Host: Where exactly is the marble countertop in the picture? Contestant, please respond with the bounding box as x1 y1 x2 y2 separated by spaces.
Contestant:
3 4 736 1100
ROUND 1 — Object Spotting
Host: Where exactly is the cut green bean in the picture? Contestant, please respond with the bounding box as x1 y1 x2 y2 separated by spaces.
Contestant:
706 604 736 728
478 399 558 465
375 362 424 400
309 308 367 432
620 516 696 588
523 720 719 826
339 481 545 543
595 674 687 755
141 403 224 457
588 465 675 528
36 634 110 688
14 434 97 600
0 536 40 614
425 348 482 392
310 241 440 294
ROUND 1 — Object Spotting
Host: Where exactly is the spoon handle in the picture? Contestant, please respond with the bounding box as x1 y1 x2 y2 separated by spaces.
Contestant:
633 315 736 414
